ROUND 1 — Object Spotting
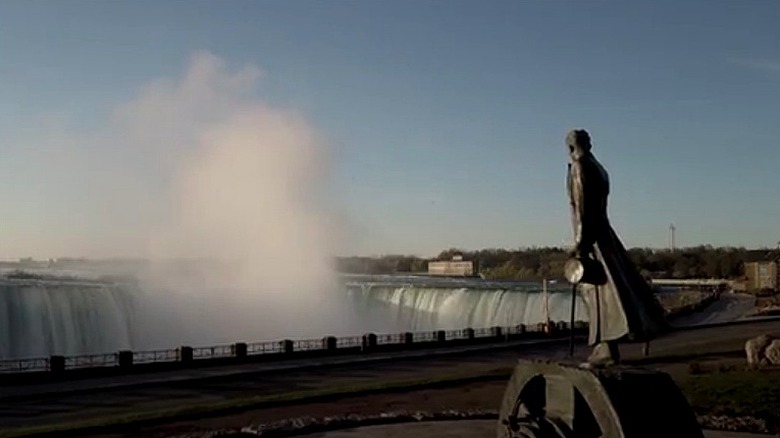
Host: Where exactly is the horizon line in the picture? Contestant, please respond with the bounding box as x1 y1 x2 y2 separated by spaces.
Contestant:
2 244 778 263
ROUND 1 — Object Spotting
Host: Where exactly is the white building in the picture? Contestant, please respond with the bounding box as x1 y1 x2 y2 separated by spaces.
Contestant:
427 255 476 277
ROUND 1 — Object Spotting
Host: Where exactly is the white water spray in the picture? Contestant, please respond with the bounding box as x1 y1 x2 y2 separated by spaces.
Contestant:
1 52 355 353
132 53 353 346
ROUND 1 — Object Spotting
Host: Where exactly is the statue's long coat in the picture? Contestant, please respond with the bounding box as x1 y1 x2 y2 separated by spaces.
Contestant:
567 152 668 345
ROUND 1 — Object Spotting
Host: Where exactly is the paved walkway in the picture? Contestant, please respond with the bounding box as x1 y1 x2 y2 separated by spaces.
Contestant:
0 343 577 431
300 420 773 438
0 338 566 400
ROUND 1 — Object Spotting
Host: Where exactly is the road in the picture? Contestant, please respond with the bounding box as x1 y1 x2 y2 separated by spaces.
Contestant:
2 318 780 435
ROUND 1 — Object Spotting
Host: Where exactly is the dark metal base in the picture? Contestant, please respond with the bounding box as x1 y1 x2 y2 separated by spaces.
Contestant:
498 359 704 438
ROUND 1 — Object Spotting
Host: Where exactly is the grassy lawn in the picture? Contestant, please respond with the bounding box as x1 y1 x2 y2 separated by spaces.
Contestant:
679 365 780 425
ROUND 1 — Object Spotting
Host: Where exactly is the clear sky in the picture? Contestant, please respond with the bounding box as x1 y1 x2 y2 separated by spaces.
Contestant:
1 0 780 259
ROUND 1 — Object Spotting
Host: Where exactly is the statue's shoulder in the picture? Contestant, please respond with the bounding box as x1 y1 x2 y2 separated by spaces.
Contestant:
569 158 609 195
578 156 608 180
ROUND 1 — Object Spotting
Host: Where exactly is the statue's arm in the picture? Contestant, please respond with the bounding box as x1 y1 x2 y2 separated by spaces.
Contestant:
569 161 589 256
566 164 578 253
567 164 574 208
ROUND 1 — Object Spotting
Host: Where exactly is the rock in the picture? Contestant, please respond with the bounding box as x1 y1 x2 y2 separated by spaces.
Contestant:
765 339 780 365
745 334 775 367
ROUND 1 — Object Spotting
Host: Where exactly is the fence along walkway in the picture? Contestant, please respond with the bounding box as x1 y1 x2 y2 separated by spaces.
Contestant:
0 320 586 375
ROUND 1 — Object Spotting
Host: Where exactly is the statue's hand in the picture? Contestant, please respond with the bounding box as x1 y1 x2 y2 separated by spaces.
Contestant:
574 243 592 260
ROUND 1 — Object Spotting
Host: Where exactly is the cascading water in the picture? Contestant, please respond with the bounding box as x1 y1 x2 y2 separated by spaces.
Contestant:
0 278 137 359
0 272 587 360
345 276 587 333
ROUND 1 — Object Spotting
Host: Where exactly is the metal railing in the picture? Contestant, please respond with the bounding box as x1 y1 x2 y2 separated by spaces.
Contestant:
65 353 117 370
413 331 436 342
192 344 234 360
0 320 586 375
247 341 283 355
293 339 324 352
0 357 49 373
444 329 466 341
134 349 180 365
336 336 362 349
473 327 493 338
376 333 404 345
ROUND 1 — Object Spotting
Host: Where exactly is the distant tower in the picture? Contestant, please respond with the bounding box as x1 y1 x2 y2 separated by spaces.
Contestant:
668 223 676 251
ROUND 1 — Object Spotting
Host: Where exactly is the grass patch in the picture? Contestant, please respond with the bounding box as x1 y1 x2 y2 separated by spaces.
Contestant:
0 367 514 438
679 367 780 426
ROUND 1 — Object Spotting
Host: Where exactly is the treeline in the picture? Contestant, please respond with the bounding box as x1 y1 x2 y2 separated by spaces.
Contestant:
335 246 755 280
335 256 428 275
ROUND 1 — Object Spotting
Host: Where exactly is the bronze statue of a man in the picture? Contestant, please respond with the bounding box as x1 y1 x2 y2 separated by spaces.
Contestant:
565 129 668 366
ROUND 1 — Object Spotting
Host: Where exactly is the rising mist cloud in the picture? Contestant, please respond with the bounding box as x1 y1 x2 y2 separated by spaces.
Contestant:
3 52 352 342
8 51 340 263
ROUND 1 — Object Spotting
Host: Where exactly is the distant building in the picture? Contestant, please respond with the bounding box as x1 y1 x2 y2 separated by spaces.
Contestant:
428 254 477 277
744 250 780 292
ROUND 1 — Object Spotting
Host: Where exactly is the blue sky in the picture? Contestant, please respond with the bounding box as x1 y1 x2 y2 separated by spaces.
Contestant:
1 0 780 258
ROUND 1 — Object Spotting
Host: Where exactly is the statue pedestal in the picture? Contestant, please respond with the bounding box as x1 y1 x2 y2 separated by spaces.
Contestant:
498 360 703 438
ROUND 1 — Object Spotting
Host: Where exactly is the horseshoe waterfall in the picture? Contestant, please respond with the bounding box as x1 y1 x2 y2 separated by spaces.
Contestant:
0 273 586 360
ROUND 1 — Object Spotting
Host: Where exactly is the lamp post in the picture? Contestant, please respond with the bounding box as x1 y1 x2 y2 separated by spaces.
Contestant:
542 277 550 334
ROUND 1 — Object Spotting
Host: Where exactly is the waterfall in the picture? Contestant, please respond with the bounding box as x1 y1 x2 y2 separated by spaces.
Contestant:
0 279 137 359
0 273 588 360
346 280 587 333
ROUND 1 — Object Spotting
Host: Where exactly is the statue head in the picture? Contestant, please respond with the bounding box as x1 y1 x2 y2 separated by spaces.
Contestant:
566 129 592 160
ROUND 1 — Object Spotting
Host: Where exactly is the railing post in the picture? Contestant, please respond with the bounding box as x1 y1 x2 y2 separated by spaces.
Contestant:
118 350 133 368
436 330 446 343
49 355 65 373
282 339 294 354
324 336 337 351
465 327 475 340
403 332 414 345
491 326 503 339
234 342 248 358
179 346 193 363
362 333 377 350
